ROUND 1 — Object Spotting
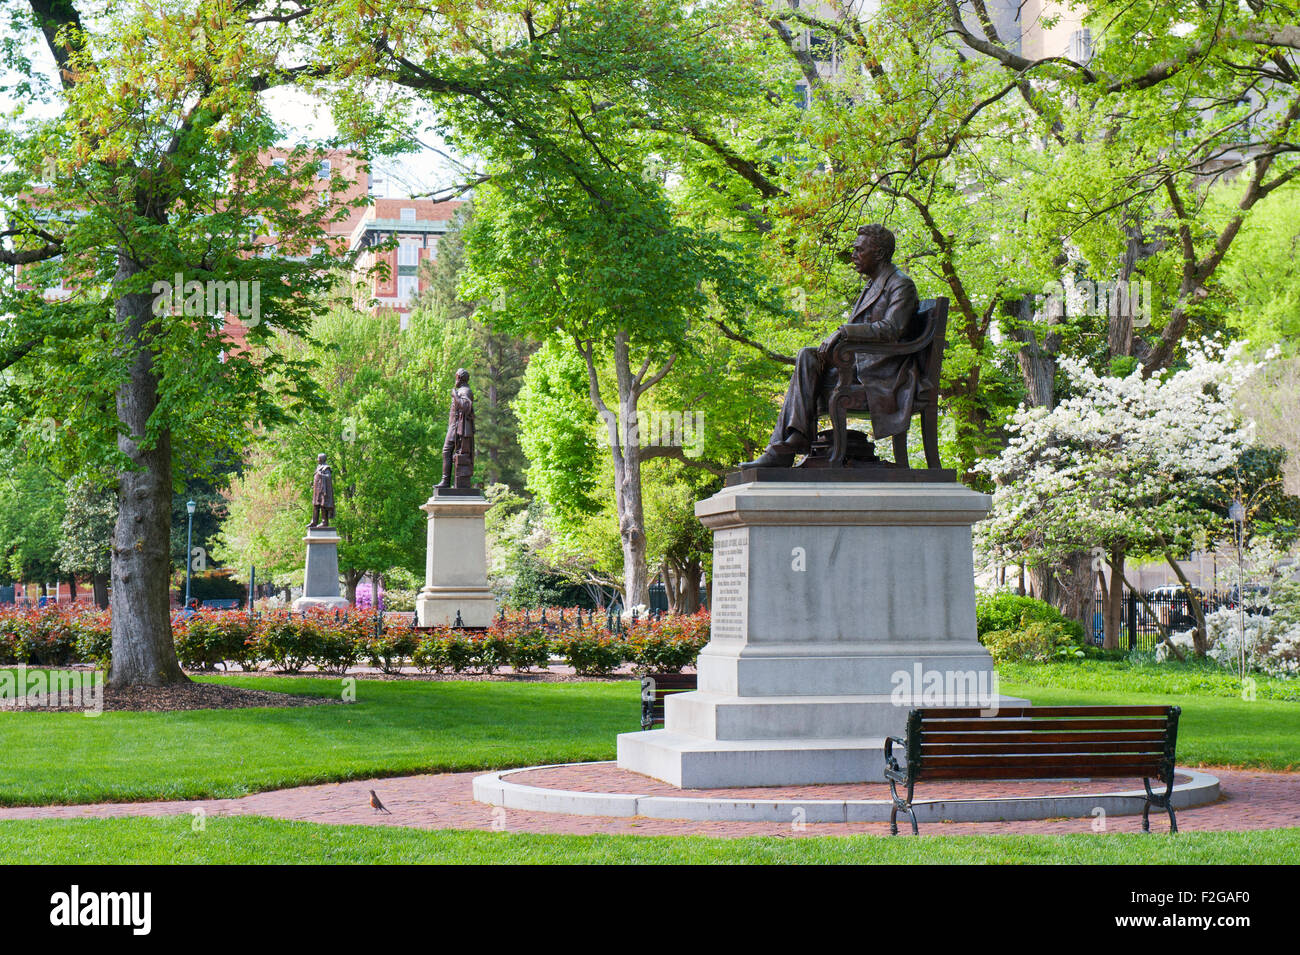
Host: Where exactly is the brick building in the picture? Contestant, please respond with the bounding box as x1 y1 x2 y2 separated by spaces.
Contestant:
348 198 465 321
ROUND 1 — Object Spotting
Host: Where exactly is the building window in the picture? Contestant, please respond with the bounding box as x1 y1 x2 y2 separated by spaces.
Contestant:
318 159 332 179
398 241 420 267
400 207 416 223
397 275 419 301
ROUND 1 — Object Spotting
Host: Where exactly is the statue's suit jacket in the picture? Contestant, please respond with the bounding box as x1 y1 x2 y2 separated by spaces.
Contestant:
837 264 921 439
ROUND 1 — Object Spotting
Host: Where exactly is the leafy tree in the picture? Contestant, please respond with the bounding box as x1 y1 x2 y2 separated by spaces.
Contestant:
977 340 1269 654
55 472 116 608
1 1 364 683
0 454 65 592
213 306 473 601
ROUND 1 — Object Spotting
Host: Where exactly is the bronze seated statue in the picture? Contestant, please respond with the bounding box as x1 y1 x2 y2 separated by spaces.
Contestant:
742 223 947 472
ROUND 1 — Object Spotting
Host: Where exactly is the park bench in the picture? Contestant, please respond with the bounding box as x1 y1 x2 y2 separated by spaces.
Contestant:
202 598 241 610
640 673 698 730
883 704 1181 835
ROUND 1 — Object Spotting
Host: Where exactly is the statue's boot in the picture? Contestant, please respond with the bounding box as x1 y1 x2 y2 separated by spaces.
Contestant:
740 430 808 469
435 448 453 488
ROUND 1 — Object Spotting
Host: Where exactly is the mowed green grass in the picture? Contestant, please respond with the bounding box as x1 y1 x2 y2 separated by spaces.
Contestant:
0 675 638 806
1 664 1297 809
999 680 1300 771
1 816 1297 864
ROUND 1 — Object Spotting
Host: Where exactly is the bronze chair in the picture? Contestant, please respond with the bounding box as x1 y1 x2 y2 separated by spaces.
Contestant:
826 297 949 469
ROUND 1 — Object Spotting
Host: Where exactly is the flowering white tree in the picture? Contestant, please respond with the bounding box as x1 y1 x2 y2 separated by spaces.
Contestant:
977 340 1264 653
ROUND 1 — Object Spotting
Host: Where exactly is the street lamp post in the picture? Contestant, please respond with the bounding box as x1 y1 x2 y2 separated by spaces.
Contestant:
185 499 196 609
1229 499 1246 681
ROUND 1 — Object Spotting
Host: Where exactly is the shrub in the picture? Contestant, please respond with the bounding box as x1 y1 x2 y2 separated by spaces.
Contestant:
554 629 626 676
173 616 227 670
982 619 1083 664
256 613 320 673
73 611 112 669
412 634 452 673
976 592 1085 644
625 612 710 673
363 625 417 674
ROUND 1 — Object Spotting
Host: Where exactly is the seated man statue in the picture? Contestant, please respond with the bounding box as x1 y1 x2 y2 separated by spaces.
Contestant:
743 223 920 469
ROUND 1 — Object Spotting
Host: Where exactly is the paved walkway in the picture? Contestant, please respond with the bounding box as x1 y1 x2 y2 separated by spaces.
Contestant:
1 765 1297 837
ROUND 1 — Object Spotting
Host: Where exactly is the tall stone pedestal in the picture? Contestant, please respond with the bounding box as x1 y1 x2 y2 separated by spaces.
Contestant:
617 479 1022 787
415 488 497 628
292 526 350 612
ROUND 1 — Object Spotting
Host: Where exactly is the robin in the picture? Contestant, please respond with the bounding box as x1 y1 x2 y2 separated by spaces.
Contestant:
369 789 391 814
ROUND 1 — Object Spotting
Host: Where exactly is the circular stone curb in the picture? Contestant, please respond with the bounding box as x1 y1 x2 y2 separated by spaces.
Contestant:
472 762 1221 824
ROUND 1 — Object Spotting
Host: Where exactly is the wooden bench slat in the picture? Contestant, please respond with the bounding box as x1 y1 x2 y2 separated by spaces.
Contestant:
917 705 1171 719
922 718 1168 733
918 764 1168 781
920 741 1167 756
922 731 1169 745
919 753 1165 772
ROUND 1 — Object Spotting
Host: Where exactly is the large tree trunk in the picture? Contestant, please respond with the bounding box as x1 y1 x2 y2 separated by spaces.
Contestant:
92 572 109 610
109 255 188 687
616 363 650 610
586 328 653 611
1103 549 1126 650
343 569 363 605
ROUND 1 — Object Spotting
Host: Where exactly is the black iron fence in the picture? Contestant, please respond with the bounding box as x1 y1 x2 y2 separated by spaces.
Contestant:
1089 589 1263 649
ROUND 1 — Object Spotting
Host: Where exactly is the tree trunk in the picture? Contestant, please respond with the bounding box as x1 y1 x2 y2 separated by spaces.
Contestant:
92 572 109 610
1103 549 1125 650
676 558 702 615
109 255 188 687
343 569 362 605
1164 552 1208 656
1054 550 1093 638
580 328 658 612
67 576 77 602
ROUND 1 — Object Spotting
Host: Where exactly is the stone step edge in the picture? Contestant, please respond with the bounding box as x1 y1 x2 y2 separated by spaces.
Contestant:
471 761 1221 824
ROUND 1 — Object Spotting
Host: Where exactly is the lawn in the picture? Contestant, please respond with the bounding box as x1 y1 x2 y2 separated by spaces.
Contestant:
0 675 638 806
1 816 1296 864
0 661 1296 809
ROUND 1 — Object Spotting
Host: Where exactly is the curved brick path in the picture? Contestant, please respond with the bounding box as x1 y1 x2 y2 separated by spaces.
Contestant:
0 765 1296 837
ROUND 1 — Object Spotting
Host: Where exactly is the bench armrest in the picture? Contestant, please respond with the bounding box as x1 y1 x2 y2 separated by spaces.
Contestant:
883 735 907 774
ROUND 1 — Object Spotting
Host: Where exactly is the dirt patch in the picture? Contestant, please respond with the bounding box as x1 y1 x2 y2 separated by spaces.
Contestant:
0 680 342 713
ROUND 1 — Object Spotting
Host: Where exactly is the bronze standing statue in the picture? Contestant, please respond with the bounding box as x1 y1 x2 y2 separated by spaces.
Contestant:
310 453 335 527
742 224 920 469
436 368 475 489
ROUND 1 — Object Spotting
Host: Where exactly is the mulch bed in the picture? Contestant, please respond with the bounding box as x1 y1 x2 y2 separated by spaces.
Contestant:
0 680 343 713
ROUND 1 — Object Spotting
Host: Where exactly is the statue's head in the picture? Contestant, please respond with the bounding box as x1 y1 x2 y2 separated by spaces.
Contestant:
852 224 895 275
455 368 469 386
317 453 327 465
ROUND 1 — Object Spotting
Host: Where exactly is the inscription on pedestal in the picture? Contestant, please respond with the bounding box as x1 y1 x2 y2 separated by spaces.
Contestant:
710 526 749 641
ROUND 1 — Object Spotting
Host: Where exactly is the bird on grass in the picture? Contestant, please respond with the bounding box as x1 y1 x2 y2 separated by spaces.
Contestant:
369 789 391 814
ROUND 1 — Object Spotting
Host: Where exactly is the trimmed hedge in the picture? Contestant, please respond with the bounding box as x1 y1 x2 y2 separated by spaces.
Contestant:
0 605 712 675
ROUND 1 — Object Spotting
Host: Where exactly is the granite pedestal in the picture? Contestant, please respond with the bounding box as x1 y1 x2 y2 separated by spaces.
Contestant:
291 525 350 612
617 478 1023 788
415 488 497 628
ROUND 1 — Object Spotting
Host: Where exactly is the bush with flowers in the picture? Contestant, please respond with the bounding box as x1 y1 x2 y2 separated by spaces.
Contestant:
0 604 713 675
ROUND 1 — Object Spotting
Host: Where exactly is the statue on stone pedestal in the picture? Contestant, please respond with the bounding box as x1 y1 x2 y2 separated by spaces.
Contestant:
310 453 335 527
742 223 920 469
436 368 475 489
